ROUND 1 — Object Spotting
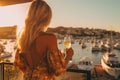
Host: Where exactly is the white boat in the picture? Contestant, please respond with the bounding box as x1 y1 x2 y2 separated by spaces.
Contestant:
1 52 12 58
77 57 94 71
101 31 120 79
114 43 120 50
81 43 87 49
67 60 75 68
92 42 101 52
101 44 110 52
101 53 120 79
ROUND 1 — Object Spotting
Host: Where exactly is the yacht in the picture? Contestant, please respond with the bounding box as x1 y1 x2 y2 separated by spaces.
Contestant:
101 52 120 79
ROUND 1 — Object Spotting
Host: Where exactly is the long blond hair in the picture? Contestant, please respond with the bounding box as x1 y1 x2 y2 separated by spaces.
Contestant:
17 0 52 52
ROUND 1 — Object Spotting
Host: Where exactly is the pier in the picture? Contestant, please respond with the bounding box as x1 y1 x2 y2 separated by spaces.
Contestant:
92 64 120 80
66 64 120 80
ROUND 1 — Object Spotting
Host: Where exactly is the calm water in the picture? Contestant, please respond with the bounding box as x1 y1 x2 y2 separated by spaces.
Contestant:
1 39 120 64
58 40 120 64
0 39 16 62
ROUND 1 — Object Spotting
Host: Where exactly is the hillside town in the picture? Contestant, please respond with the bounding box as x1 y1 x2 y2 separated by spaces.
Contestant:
0 26 120 39
47 26 120 39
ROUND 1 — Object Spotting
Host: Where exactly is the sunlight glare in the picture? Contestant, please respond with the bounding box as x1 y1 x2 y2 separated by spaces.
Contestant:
0 3 29 35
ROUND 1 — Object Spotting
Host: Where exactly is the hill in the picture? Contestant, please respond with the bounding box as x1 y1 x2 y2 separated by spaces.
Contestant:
0 26 119 39
47 26 120 39
0 25 17 39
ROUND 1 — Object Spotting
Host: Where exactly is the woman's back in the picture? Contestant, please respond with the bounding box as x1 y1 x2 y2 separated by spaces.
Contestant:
22 32 57 80
25 32 58 68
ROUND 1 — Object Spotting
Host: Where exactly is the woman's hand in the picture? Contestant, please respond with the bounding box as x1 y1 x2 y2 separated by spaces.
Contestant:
65 48 74 65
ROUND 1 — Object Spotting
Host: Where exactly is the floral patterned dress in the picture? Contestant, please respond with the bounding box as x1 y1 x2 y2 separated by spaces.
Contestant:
23 60 55 80
22 48 56 80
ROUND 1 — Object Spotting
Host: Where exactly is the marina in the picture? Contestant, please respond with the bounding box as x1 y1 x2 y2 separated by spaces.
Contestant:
0 38 120 80
0 0 120 80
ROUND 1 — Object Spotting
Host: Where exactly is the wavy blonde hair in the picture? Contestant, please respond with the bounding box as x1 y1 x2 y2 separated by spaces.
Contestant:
17 0 52 52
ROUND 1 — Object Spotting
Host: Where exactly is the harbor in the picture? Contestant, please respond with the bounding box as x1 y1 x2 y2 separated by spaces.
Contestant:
0 38 119 80
0 27 120 80
0 0 120 80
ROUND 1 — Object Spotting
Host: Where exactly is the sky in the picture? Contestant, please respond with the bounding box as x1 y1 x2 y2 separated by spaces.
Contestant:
0 0 120 32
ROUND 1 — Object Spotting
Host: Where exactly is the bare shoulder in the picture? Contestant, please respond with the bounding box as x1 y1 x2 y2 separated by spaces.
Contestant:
37 32 57 41
46 32 56 37
36 32 58 50
43 32 56 40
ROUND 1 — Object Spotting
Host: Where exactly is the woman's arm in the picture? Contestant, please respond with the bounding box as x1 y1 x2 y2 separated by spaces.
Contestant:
65 48 74 65
48 34 74 65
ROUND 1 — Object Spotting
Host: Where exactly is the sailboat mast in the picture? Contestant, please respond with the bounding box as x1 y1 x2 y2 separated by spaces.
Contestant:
109 31 113 53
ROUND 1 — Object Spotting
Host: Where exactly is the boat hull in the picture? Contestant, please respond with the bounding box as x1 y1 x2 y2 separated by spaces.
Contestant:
101 56 120 79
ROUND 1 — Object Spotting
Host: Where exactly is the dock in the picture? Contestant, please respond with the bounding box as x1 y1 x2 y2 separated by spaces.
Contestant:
64 64 120 80
92 64 120 80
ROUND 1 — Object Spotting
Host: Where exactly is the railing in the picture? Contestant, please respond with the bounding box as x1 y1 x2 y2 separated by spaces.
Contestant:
0 62 14 80
0 62 91 80
67 68 91 80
